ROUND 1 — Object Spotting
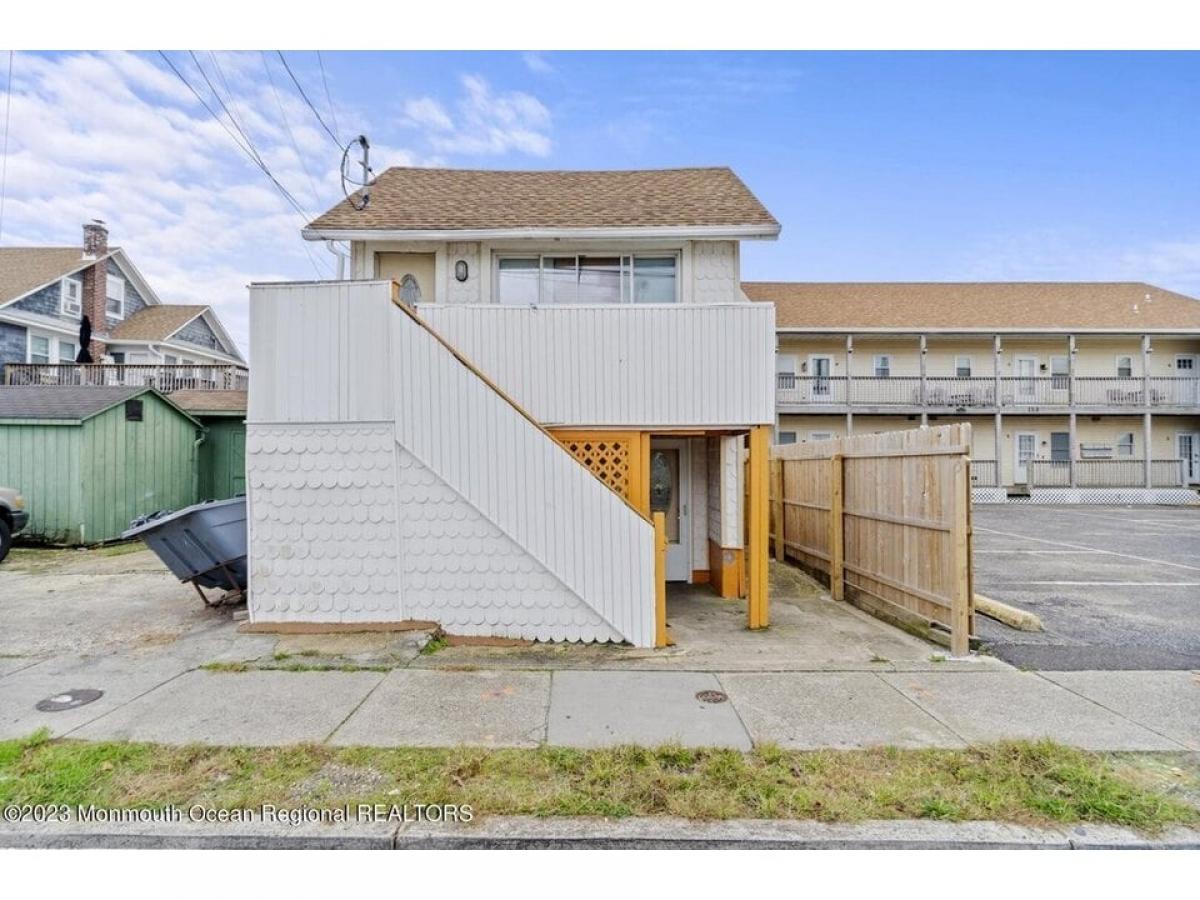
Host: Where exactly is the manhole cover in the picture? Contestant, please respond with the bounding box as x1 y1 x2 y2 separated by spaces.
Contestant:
695 690 728 704
36 689 104 712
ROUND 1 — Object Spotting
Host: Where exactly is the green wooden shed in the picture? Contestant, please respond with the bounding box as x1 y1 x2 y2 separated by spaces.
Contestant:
0 386 203 544
169 390 247 501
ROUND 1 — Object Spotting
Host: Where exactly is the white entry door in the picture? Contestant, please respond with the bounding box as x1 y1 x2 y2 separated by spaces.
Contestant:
1177 432 1200 484
650 439 691 581
1015 357 1038 400
1014 432 1037 484
1176 355 1198 406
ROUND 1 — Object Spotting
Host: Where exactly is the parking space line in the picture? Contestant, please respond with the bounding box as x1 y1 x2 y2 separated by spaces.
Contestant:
974 526 1200 573
997 581 1200 587
975 549 1100 554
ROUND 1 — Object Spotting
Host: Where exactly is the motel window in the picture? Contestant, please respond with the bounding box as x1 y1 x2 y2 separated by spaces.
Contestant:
873 355 891 378
1116 433 1135 457
60 277 82 316
29 335 51 364
777 430 797 445
495 254 678 305
1050 432 1071 463
955 356 972 377
808 432 834 443
1050 356 1070 390
106 275 126 318
1116 356 1133 378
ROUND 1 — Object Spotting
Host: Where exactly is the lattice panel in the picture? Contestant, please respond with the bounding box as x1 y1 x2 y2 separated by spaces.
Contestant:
558 437 633 501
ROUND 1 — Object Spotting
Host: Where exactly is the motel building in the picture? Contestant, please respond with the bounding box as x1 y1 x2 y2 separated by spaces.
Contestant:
746 282 1200 503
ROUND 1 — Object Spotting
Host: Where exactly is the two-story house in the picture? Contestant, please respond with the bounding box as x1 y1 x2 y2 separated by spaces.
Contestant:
246 167 780 646
745 282 1200 497
1 221 245 382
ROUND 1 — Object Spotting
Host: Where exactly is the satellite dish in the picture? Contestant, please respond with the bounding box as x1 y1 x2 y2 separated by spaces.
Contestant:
341 135 373 211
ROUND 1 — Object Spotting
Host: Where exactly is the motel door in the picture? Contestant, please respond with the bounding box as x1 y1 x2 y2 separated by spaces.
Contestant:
650 439 692 581
1178 433 1199 484
1014 432 1036 484
809 355 833 402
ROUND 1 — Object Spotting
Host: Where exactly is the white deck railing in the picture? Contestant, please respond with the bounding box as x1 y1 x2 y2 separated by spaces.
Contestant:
4 363 248 393
777 374 1200 409
1028 458 1186 488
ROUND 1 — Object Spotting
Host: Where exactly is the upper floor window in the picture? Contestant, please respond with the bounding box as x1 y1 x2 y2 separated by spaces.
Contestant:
106 275 126 319
495 254 678 305
1116 355 1133 378
58 341 77 363
1050 355 1069 389
955 356 972 377
873 355 891 378
60 277 82 316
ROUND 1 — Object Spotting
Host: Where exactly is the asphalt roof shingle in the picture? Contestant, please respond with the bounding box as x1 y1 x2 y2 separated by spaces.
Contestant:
744 282 1200 330
307 167 780 234
109 305 207 341
0 247 104 305
169 389 247 414
0 386 163 421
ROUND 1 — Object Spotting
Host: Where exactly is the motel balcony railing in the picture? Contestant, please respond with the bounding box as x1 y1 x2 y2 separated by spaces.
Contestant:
776 374 1200 410
969 459 999 487
1027 458 1187 489
3 363 249 393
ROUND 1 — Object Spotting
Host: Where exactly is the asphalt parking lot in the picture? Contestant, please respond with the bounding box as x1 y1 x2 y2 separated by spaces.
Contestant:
973 505 1200 670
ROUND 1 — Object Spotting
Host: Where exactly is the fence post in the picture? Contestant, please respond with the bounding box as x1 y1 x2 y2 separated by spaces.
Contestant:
747 425 770 630
653 511 668 648
770 458 785 562
829 453 845 601
950 455 971 657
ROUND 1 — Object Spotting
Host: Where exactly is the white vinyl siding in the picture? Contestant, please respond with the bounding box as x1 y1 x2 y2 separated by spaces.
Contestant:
494 253 679 305
417 303 777 427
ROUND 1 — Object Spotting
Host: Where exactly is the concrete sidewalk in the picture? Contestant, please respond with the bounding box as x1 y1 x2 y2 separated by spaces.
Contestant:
2 650 1196 750
3 814 1199 850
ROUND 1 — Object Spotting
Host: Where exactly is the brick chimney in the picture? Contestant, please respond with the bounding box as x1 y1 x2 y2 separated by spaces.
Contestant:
80 220 109 360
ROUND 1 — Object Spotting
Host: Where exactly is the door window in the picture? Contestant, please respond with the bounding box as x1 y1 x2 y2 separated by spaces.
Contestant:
649 449 680 543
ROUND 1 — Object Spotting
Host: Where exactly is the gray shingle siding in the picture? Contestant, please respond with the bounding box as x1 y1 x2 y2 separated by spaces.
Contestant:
173 314 222 352
106 259 148 328
11 279 69 318
0 321 28 370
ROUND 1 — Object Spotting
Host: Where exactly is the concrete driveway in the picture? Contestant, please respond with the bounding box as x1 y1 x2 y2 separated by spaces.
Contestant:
973 505 1200 670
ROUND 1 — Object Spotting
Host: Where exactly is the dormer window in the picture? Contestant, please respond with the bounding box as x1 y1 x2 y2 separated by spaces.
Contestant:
61 277 82 316
106 275 126 319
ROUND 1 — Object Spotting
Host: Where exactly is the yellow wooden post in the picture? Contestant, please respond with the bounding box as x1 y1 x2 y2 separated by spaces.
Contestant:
770 458 785 563
653 511 668 648
950 455 971 657
747 426 770 630
829 453 845 601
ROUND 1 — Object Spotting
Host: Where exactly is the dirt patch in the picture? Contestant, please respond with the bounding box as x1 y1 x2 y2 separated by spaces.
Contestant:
290 763 389 802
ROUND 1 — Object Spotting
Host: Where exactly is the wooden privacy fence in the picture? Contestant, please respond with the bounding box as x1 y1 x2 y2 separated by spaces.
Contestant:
770 424 975 655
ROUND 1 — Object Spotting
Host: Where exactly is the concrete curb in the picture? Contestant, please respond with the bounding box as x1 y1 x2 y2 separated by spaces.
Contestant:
3 816 1199 850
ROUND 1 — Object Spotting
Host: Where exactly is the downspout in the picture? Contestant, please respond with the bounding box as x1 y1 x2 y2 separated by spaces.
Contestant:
193 427 206 502
326 241 350 280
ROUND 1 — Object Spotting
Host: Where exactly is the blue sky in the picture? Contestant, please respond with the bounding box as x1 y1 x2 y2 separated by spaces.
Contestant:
2 51 1198 353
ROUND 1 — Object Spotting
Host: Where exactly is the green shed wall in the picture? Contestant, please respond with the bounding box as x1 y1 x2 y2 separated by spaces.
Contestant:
78 394 200 543
197 416 246 500
0 422 83 543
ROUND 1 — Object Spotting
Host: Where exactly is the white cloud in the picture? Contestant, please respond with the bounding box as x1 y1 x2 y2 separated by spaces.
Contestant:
522 52 554 75
404 74 552 158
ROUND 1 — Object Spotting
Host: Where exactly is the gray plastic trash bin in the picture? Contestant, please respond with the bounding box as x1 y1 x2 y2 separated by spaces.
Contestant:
124 497 247 605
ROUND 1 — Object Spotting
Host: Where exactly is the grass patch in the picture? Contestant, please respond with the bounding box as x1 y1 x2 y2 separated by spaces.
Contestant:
419 635 448 656
200 661 389 674
0 735 1194 831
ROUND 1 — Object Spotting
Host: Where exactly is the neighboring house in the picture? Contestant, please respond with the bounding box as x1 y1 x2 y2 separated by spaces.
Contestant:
246 166 781 645
0 221 244 376
745 282 1200 498
170 390 248 500
0 386 203 544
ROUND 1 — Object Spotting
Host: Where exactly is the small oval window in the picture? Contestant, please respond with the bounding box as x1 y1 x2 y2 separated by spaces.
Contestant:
399 274 422 305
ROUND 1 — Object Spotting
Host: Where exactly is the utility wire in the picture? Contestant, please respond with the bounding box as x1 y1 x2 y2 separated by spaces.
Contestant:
0 51 14 244
277 51 342 150
259 51 324 211
156 51 329 278
316 51 341 145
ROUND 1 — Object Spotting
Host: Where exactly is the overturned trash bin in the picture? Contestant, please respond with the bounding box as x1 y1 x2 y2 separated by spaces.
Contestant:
124 497 247 607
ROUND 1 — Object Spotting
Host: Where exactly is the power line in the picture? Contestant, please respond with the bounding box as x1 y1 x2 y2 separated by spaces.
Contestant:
316 51 341 145
260 51 324 211
276 51 341 150
156 51 330 279
0 51 14 244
